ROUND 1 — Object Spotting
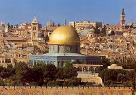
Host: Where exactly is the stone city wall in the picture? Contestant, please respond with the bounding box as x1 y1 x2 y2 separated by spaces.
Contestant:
0 86 133 95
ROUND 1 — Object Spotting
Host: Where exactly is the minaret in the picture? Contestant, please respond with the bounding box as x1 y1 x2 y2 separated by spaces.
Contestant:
120 8 126 31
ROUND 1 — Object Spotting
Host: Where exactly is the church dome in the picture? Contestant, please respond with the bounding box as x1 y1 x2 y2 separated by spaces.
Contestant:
48 26 80 45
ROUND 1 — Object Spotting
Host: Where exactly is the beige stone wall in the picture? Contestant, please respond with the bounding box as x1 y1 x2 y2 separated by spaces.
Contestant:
0 86 132 95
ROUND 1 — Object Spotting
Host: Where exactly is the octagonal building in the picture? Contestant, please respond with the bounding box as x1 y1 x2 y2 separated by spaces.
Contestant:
30 26 104 67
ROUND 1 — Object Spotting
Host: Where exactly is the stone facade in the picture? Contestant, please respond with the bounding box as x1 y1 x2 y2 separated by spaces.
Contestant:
0 86 132 95
30 26 105 67
49 45 80 53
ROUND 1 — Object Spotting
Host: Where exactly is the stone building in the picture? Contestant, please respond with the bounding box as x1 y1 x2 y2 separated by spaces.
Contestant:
30 26 105 67
69 21 102 31
0 53 14 67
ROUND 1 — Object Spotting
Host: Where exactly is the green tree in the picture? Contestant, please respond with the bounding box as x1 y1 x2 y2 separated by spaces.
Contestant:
6 65 15 78
43 64 57 81
63 62 77 79
56 68 64 79
99 58 111 71
14 62 29 85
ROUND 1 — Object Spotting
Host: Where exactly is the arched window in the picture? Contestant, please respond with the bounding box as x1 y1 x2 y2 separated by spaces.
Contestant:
33 26 36 30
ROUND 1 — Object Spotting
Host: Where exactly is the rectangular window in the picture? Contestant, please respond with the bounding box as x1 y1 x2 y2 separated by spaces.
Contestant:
5 59 11 63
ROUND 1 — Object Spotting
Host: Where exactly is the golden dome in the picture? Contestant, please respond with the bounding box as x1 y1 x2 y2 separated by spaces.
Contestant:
48 26 80 45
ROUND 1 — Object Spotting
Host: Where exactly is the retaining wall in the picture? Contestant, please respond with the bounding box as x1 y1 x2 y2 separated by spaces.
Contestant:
0 86 133 95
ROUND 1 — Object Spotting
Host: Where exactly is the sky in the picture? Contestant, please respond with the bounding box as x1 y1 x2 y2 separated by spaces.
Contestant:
0 0 136 25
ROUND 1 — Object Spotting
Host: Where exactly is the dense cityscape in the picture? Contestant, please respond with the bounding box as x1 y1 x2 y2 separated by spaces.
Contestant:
0 9 135 65
0 8 135 95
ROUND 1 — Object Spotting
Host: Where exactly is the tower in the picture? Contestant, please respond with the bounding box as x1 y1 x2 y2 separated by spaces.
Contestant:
120 8 126 31
31 17 40 44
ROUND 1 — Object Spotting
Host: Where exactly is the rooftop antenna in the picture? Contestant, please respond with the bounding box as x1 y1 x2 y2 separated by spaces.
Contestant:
74 21 76 28
64 19 67 25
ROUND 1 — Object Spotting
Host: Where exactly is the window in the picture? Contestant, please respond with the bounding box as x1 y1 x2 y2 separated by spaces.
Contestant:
33 26 36 30
2 60 4 63
5 59 11 63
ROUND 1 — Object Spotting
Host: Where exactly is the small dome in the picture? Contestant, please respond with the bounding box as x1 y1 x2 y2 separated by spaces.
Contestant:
32 17 38 24
48 26 80 45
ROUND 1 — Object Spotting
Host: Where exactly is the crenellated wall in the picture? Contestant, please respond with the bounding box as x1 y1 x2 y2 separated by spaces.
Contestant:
0 86 132 95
